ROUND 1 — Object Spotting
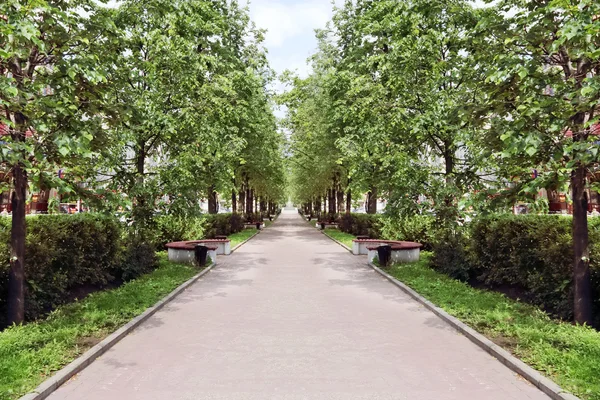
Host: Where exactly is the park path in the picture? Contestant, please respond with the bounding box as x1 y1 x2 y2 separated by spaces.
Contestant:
48 210 550 400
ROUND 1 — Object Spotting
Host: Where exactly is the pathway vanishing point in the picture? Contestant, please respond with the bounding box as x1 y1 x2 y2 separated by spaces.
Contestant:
48 210 551 400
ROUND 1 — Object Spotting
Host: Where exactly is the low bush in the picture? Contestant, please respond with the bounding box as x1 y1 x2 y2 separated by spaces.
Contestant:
430 228 472 281
154 215 207 249
203 213 244 238
337 213 382 238
421 214 600 326
467 215 600 324
0 214 123 327
120 236 158 281
379 215 436 250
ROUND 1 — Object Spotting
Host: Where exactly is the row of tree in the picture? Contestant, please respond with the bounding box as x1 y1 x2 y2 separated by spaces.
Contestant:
282 0 600 325
1 0 286 324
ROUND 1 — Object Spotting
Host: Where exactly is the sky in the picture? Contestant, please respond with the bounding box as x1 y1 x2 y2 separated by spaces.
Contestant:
247 0 343 82
246 0 343 119
247 0 489 81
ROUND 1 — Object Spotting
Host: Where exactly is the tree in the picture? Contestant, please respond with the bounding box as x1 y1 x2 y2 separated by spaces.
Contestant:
475 0 600 325
0 0 116 324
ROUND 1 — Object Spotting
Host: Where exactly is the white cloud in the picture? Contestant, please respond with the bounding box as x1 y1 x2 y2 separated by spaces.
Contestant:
250 0 333 48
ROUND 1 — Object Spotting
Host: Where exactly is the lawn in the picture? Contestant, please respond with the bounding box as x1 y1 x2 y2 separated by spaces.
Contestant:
385 253 600 400
228 229 259 248
323 229 356 249
0 253 200 400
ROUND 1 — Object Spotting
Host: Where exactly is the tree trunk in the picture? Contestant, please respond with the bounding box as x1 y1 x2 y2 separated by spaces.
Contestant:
572 162 593 325
8 163 27 325
8 113 28 325
232 189 237 213
328 188 336 214
260 198 267 213
367 186 377 214
346 189 352 214
207 186 218 214
337 189 344 213
239 187 245 214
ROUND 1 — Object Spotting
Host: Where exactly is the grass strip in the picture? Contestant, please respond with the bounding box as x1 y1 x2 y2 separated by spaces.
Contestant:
386 253 600 400
0 253 200 400
322 229 356 249
228 229 259 248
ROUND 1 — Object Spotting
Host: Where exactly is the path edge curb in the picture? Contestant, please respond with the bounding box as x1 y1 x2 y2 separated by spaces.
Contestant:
320 230 352 253
231 230 260 253
19 261 218 400
366 261 579 400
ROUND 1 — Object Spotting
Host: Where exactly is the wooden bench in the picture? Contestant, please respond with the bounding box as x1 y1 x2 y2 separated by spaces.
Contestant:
352 239 423 264
165 240 225 265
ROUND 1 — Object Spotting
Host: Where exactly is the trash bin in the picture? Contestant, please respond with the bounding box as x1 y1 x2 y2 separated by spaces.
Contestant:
377 245 392 267
256 222 262 230
320 222 326 230
194 244 209 267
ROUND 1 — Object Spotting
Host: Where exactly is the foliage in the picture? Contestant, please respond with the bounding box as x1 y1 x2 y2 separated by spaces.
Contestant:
386 254 600 400
0 0 116 194
473 0 600 324
0 253 198 400
120 237 158 282
203 213 244 238
154 216 208 249
0 215 123 327
379 215 436 250
468 215 600 325
430 228 472 281
337 213 381 238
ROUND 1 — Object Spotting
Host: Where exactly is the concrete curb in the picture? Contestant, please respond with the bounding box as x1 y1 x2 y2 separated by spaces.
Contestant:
366 261 580 400
320 230 352 253
20 262 217 400
231 230 260 253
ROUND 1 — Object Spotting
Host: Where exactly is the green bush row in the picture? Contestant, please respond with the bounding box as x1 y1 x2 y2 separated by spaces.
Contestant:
430 215 600 326
0 214 138 328
337 213 382 237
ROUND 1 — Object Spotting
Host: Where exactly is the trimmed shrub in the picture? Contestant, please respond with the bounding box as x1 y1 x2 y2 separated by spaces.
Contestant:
120 237 158 281
154 215 207 249
430 228 472 281
379 215 436 250
431 214 600 326
0 214 123 326
338 213 382 238
203 213 244 238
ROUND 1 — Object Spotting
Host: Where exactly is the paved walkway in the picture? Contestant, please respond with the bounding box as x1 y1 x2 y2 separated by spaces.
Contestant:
49 210 550 400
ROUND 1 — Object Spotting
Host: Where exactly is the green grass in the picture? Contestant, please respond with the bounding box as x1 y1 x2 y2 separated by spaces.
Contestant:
0 253 199 400
228 229 259 248
385 253 600 400
323 229 356 249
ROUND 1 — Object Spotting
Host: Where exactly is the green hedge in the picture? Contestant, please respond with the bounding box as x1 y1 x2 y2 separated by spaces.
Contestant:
337 213 382 237
154 215 207 249
430 215 600 326
203 213 244 238
379 215 436 250
0 214 124 328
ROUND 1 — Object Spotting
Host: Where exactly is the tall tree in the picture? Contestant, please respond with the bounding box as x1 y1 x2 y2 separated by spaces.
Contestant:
0 0 116 324
475 0 600 325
